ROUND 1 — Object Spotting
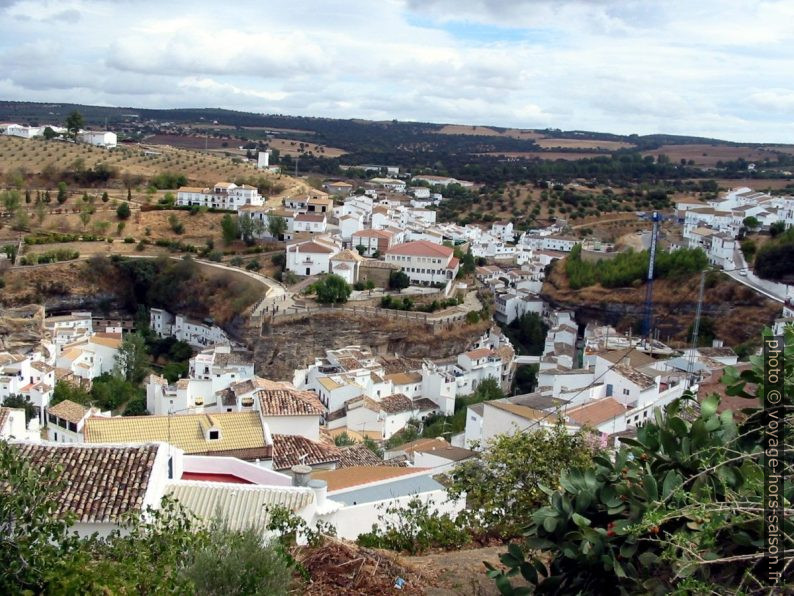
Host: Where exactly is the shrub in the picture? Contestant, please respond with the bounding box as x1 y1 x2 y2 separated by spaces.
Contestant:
357 497 470 555
315 274 351 304
245 260 261 271
116 202 131 220
207 251 223 262
124 237 135 244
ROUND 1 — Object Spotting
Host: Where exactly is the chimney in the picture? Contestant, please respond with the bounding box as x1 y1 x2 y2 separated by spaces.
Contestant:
291 465 312 487
712 339 723 348
308 479 327 507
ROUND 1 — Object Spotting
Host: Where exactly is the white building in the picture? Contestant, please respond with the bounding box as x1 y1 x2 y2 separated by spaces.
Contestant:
385 240 459 285
286 238 340 276
77 130 117 148
177 182 263 210
149 308 232 349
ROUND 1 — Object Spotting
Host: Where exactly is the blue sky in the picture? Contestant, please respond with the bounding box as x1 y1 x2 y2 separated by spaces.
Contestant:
0 0 793 142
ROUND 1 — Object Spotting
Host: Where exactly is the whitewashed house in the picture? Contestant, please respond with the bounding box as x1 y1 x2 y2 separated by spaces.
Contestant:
177 182 263 210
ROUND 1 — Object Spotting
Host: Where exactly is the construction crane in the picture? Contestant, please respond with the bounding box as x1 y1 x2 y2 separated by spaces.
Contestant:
642 211 661 341
686 270 707 388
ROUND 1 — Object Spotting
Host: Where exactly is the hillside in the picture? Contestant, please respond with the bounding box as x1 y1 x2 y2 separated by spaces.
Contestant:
4 101 794 171
541 259 780 347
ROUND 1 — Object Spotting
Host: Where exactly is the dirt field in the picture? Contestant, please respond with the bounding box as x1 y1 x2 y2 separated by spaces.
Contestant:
403 545 506 595
435 124 545 140
266 137 346 158
536 138 635 150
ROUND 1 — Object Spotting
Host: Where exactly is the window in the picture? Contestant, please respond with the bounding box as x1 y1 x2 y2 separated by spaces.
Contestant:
208 429 220 440
623 388 630 396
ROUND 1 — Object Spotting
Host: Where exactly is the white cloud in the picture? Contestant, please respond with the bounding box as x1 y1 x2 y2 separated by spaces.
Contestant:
0 0 791 141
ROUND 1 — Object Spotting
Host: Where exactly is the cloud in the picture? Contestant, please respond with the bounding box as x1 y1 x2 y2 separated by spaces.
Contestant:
0 0 791 142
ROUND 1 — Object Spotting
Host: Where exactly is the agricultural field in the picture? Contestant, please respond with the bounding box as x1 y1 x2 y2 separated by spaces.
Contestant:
0 135 274 186
481 150 607 160
535 138 635 150
641 143 777 167
266 137 347 158
435 124 546 140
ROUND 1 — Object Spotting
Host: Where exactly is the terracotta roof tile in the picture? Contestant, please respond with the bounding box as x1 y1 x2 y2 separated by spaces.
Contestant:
566 398 627 427
271 434 340 470
256 389 325 417
48 399 89 424
10 442 159 523
386 240 453 258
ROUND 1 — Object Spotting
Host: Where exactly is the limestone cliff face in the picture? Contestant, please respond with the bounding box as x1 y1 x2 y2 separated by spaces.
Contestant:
247 311 489 380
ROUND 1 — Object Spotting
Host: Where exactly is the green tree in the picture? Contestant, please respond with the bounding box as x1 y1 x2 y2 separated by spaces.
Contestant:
180 522 292 595
114 333 150 384
314 274 352 304
1 190 20 213
1 394 37 423
267 214 287 240
116 202 131 220
334 432 356 447
355 244 367 256
489 329 794 594
65 110 84 140
168 214 184 235
388 270 410 291
56 182 68 205
42 126 57 140
221 214 240 245
447 423 599 538
742 215 760 230
101 191 109 203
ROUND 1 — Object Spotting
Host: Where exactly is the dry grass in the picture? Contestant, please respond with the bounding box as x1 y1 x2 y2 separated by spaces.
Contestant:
535 138 635 150
435 124 546 140
266 137 346 158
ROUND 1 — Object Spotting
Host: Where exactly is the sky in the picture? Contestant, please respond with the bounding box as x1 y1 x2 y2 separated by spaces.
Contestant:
1 0 793 143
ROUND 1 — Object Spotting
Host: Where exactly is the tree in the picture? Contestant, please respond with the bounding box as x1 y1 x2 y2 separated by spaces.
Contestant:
78 205 92 228
355 244 367 256
2 394 37 423
447 423 599 538
64 110 84 140
388 270 410 291
267 214 287 240
742 215 760 230
116 202 131 220
314 274 352 304
101 191 109 203
221 214 239 245
53 183 67 206
238 214 257 245
489 326 794 594
42 126 57 140
180 522 292 595
505 312 548 355
334 432 356 447
168 214 184 235
114 333 149 384
1 190 20 213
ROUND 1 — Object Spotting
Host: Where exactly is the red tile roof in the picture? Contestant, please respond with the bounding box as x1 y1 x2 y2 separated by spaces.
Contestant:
10 443 159 523
386 240 453 258
256 389 325 417
566 398 627 427
287 241 335 254
271 435 341 470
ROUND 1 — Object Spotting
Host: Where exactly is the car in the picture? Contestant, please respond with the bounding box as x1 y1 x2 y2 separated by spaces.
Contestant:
739 270 748 277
